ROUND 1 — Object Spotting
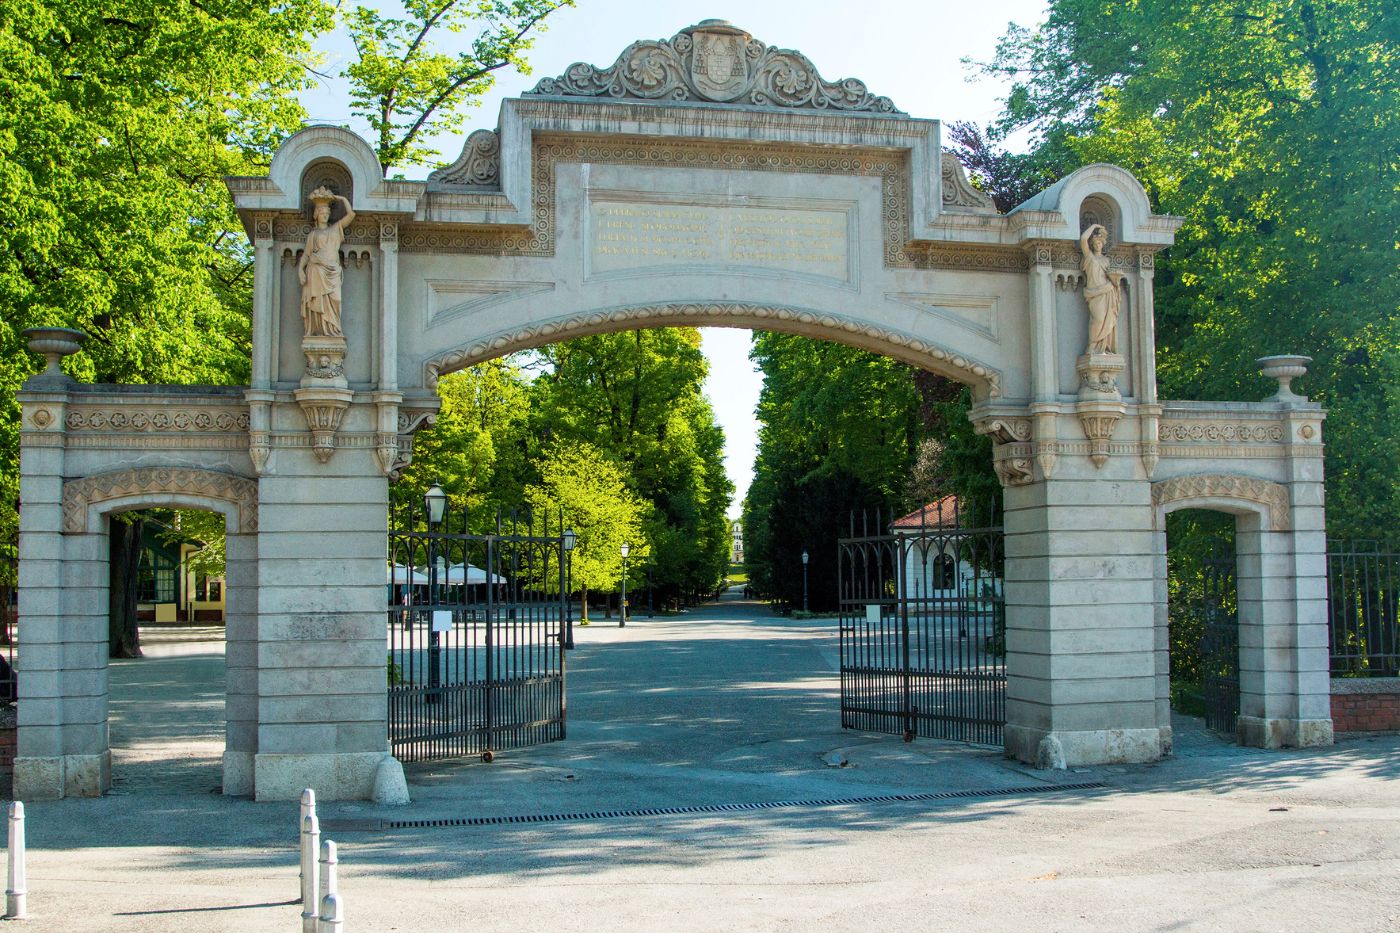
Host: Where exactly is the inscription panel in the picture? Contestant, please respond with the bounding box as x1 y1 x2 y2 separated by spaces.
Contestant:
585 191 854 286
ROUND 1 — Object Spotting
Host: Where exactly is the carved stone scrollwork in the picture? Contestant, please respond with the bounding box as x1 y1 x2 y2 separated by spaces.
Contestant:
63 468 258 534
1151 474 1291 531
940 152 996 212
528 20 902 114
429 129 502 188
293 388 353 463
974 417 1035 487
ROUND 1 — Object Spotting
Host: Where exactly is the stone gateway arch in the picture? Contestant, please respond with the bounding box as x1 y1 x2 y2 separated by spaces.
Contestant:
15 21 1331 801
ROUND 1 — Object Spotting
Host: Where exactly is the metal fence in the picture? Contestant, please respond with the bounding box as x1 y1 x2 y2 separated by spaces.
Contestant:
0 556 15 705
1328 540 1400 677
387 499 567 763
837 502 1005 747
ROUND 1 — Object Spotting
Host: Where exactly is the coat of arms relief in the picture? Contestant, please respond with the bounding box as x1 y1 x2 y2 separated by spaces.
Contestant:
529 19 900 114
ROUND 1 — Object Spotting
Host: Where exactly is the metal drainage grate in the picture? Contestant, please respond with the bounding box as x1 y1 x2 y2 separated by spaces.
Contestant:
375 781 1107 831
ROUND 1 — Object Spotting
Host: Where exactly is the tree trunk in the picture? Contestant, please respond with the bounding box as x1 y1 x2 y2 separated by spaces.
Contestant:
108 516 144 659
580 584 590 623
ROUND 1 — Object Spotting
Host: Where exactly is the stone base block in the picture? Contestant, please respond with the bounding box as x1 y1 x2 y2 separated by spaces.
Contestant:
223 750 255 797
1238 716 1334 749
254 751 393 802
13 751 111 800
1005 725 1161 767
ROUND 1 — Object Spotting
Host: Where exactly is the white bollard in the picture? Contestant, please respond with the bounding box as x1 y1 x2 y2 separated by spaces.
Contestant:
300 812 320 933
317 891 343 932
5 801 25 920
299 789 316 900
319 839 338 905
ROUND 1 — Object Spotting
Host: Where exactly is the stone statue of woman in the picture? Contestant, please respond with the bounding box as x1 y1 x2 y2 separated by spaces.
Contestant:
298 187 356 339
1079 223 1125 355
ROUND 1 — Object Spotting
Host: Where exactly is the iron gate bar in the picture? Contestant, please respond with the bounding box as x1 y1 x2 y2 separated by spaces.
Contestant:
387 498 568 763
1327 540 1400 676
838 500 1005 747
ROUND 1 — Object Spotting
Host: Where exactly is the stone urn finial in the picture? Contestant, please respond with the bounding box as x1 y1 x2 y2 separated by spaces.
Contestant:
21 327 87 386
1257 355 1312 403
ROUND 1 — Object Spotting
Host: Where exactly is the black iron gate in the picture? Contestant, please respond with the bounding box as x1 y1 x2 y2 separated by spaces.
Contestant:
1200 548 1240 735
387 497 568 763
838 502 1005 746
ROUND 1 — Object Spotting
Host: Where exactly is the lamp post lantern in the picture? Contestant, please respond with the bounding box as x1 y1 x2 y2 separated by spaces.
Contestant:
562 527 576 649
801 549 810 613
619 542 630 628
424 482 447 705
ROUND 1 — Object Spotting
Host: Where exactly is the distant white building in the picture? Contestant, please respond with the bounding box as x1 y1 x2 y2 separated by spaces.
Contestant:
891 497 1001 605
730 521 744 563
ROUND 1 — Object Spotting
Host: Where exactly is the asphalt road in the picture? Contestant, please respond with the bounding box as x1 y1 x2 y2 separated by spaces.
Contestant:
11 589 1400 931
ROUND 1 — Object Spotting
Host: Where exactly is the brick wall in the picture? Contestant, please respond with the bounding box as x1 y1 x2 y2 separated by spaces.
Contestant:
1331 681 1400 732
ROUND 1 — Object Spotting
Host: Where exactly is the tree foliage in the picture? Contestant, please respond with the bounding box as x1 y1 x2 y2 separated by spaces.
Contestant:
979 0 1400 538
742 334 995 610
524 442 648 620
341 0 573 173
399 329 733 608
1 0 331 645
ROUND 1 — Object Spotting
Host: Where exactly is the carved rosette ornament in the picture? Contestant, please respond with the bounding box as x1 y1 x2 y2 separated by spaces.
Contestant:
528 20 901 114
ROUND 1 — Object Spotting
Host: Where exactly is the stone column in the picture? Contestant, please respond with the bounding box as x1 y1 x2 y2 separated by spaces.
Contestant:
1003 460 1161 767
252 428 398 800
1235 395 1331 748
14 329 111 799
222 528 259 795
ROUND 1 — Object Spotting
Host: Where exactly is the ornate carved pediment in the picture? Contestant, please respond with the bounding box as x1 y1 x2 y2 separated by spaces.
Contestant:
528 20 902 115
941 152 996 213
429 129 501 189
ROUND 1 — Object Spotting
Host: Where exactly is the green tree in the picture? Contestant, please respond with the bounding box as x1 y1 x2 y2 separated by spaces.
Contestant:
341 0 574 173
743 333 941 610
528 330 732 605
524 442 649 621
980 0 1400 539
1 0 332 651
397 358 533 516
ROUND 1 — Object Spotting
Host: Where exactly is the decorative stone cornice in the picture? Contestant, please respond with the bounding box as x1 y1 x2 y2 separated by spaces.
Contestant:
63 468 258 534
1151 473 1291 531
423 302 1003 397
528 20 901 115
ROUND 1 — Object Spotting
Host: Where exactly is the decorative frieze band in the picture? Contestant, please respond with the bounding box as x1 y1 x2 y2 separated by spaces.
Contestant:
63 468 259 535
65 408 250 433
1151 473 1291 531
1158 420 1286 443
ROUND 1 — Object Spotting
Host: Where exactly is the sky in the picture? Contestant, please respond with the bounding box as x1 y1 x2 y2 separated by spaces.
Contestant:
299 1 1049 517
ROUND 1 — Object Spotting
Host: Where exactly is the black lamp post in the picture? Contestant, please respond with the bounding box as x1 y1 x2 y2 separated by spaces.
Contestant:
562 527 576 649
619 541 630 628
424 482 447 705
801 549 810 613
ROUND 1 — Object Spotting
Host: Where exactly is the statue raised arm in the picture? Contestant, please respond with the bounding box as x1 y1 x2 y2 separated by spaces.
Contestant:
1079 223 1125 356
298 188 355 339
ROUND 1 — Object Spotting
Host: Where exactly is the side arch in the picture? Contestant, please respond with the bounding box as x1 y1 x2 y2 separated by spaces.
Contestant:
1150 473 1291 532
422 301 1004 398
62 468 259 535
